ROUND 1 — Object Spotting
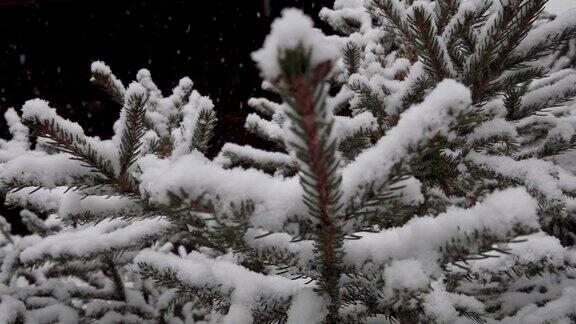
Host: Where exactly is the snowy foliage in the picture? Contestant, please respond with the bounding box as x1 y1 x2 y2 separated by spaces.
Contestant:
0 63 216 322
0 0 576 323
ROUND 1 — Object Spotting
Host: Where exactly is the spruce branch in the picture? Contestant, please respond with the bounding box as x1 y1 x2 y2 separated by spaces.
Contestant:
398 75 434 114
339 131 373 163
189 108 217 155
536 134 576 158
247 97 281 118
443 1 491 72
20 209 50 237
467 0 546 103
245 113 287 149
276 45 345 323
495 66 546 93
105 258 127 301
342 41 362 76
348 80 389 131
372 0 416 58
512 85 576 120
434 0 460 33
23 116 118 189
218 143 298 176
118 84 148 180
90 61 127 105
344 173 416 231
511 25 576 66
137 262 230 313
504 85 524 121
408 4 453 81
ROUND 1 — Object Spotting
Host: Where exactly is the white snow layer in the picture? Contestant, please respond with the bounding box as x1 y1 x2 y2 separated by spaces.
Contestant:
344 188 539 268
20 218 173 262
546 0 576 15
135 251 308 324
138 151 303 230
252 8 340 81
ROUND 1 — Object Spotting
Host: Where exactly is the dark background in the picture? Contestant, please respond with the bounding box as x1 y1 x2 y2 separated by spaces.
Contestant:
0 0 333 233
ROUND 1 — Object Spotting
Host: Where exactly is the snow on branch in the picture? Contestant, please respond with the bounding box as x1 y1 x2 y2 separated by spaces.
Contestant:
252 8 340 82
20 217 173 264
342 79 471 195
138 152 303 230
135 250 308 322
90 61 127 105
344 187 540 268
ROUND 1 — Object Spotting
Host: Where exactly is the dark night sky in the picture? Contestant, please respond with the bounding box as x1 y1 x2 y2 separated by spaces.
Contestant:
0 0 333 233
0 0 333 150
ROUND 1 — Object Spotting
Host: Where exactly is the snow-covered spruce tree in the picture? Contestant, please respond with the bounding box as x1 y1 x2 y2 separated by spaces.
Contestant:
0 62 217 322
2 1 576 324
131 4 576 323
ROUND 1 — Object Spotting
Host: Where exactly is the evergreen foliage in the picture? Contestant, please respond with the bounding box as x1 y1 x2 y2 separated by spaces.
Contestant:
0 0 576 323
0 63 217 322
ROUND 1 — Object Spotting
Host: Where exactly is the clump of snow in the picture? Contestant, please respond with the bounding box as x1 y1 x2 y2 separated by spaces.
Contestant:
223 305 253 324
396 176 424 204
90 61 126 95
136 68 160 93
464 232 567 274
0 296 26 323
125 82 148 101
244 228 315 266
467 118 517 144
57 191 139 222
383 259 430 299
319 0 372 33
334 111 378 139
169 76 194 107
26 304 79 324
0 108 29 161
252 8 340 81
545 0 576 15
423 279 484 322
4 108 28 145
286 289 327 324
